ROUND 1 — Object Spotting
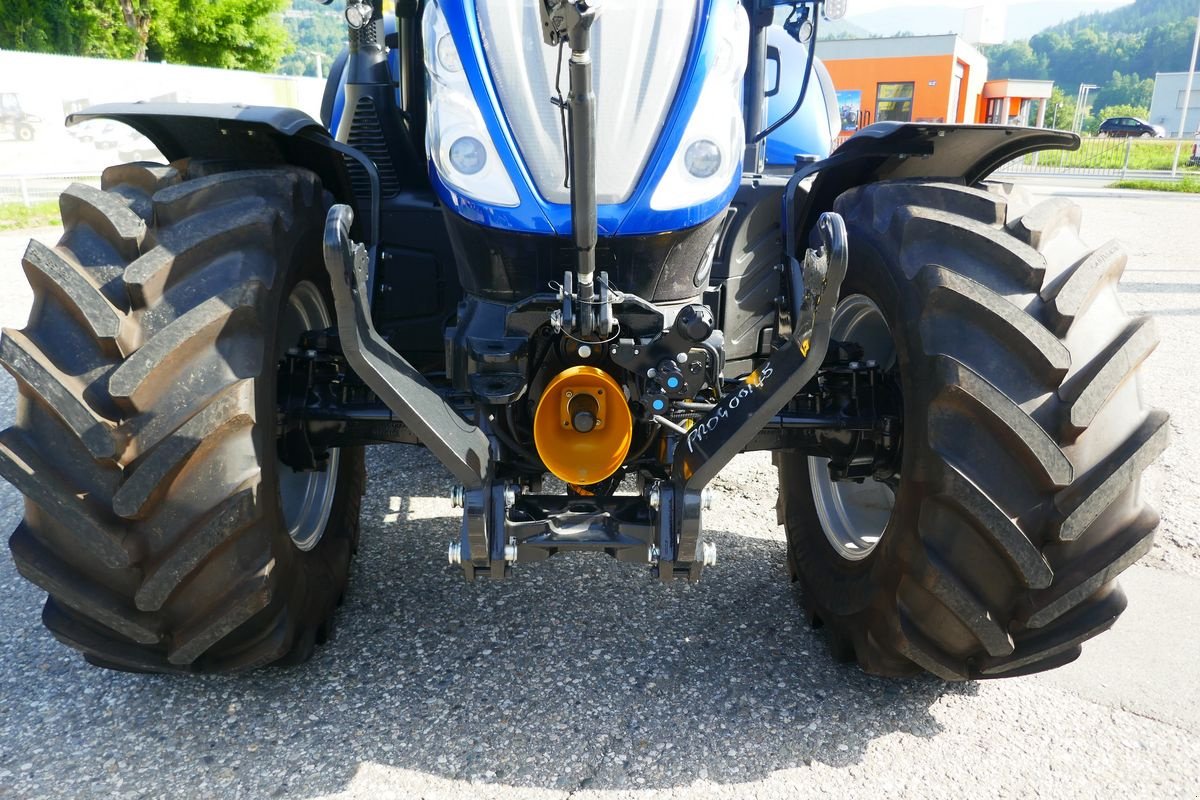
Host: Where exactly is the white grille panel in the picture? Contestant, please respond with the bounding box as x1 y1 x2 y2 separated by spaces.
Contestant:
477 0 698 205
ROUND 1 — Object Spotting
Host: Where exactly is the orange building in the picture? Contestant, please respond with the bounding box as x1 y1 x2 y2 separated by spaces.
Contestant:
816 35 1053 132
980 78 1056 126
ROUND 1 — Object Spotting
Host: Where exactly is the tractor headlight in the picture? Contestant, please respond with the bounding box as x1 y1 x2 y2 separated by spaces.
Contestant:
651 1 749 211
435 33 462 73
344 2 374 30
449 136 486 175
684 139 722 178
423 0 519 207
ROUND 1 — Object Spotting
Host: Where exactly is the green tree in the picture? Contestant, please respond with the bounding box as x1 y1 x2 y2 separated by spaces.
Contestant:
1049 0 1199 36
117 0 153 60
0 0 292 72
74 1 143 60
1094 104 1153 124
1140 20 1200 75
156 0 290 71
1093 71 1156 110
982 40 1048 80
0 1 81 53
279 0 345 77
1044 86 1078 131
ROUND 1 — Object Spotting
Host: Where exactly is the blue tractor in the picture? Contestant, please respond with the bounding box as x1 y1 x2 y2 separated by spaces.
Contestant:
1 1 1167 678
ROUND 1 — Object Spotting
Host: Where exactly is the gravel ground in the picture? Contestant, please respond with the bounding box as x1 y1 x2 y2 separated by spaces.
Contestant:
0 185 1197 799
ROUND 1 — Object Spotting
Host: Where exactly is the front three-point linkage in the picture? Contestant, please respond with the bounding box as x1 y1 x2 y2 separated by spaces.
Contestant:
537 0 615 339
451 214 849 583
658 213 850 580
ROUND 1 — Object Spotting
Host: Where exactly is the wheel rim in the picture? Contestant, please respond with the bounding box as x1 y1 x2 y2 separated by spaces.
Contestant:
276 280 340 552
808 294 897 562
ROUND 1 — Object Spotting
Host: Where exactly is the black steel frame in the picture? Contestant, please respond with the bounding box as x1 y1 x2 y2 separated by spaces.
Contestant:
319 186 849 580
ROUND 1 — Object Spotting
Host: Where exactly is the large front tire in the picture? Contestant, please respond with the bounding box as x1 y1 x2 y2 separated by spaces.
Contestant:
1 161 365 673
778 180 1168 679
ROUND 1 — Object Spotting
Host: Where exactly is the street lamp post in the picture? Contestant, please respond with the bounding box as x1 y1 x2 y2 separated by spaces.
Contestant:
1073 84 1098 134
1172 0 1200 176
307 51 326 79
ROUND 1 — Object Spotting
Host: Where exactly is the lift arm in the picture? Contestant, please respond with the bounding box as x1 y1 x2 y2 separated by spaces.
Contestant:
323 204 493 489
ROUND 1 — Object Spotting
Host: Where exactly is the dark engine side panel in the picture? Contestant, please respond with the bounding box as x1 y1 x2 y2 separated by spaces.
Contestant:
709 176 788 378
372 192 462 373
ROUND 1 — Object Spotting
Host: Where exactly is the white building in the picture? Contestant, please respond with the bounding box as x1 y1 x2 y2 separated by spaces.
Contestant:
1149 72 1200 137
0 49 324 175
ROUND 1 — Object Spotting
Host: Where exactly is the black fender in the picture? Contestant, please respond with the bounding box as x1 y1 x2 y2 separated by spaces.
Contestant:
66 102 381 246
784 122 1080 259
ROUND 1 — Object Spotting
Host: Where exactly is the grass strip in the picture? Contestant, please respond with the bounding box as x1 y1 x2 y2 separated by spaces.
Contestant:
1109 177 1200 194
0 201 61 232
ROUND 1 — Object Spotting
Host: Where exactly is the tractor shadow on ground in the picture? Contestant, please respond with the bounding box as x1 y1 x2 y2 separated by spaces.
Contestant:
0 447 975 798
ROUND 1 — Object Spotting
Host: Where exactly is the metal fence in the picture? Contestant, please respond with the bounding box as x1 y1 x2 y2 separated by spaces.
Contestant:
0 173 101 207
989 136 1197 179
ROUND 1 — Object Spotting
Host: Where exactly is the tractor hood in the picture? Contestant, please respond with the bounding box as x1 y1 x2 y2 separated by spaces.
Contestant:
423 0 748 237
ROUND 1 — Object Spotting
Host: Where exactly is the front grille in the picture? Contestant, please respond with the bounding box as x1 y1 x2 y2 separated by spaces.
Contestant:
349 20 378 49
345 96 403 202
476 0 696 206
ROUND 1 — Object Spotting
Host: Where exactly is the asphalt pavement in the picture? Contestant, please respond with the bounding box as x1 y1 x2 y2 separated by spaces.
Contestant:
0 184 1197 800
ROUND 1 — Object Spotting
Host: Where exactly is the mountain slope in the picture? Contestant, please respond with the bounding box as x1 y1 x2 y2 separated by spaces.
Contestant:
1045 0 1199 35
846 2 1133 41
983 0 1198 121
